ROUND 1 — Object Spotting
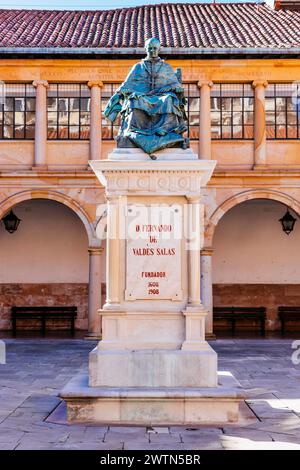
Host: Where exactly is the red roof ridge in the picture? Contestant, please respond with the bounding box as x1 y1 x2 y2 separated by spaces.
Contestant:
0 2 268 15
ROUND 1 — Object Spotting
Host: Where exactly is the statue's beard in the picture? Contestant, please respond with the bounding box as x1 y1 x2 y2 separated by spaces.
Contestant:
146 55 160 61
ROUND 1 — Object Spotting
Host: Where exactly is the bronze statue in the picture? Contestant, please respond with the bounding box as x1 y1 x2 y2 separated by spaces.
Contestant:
104 37 189 155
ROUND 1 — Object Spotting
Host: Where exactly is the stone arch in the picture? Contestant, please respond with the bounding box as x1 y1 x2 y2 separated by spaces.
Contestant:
95 203 107 242
206 189 300 247
0 189 100 247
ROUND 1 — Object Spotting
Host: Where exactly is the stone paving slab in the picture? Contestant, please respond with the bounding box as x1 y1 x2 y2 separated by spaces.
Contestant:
0 338 300 450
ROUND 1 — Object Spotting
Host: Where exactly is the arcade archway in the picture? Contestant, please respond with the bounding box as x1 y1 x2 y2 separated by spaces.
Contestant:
212 198 300 334
0 198 91 333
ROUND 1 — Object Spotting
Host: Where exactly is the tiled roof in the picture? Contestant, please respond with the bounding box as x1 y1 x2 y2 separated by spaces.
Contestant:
0 3 300 51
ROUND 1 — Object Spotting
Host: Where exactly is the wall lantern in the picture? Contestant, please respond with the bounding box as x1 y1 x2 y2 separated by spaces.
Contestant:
279 208 297 235
2 210 21 234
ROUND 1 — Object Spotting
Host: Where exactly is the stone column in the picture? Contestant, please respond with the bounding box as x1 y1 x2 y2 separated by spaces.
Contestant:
103 195 120 309
198 80 213 160
86 247 104 339
182 195 208 350
32 80 49 168
252 80 268 168
88 81 103 161
201 248 214 338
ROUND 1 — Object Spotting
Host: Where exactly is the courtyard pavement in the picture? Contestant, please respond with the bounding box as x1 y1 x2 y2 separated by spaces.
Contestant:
0 337 300 450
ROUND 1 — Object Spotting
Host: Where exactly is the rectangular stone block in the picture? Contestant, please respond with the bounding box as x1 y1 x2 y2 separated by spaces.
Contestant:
61 373 245 426
89 347 218 388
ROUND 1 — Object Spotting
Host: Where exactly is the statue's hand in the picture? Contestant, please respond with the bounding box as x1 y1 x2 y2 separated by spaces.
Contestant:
131 91 143 99
156 86 170 94
108 110 120 122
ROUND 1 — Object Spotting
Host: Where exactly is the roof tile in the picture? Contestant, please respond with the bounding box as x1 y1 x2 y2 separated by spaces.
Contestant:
0 3 300 50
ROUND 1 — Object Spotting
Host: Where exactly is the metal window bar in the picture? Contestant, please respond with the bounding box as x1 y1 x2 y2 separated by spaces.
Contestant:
187 83 190 138
67 94 70 140
79 86 81 139
276 92 279 139
12 94 15 139
242 84 245 139
296 82 299 140
187 83 200 140
0 83 33 140
285 90 288 140
211 83 253 140
231 97 233 139
266 83 299 140
47 84 90 140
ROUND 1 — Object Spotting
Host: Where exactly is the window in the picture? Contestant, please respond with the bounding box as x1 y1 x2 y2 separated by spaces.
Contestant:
211 84 254 140
183 83 200 140
102 84 122 140
47 84 90 140
266 84 299 139
0 83 35 139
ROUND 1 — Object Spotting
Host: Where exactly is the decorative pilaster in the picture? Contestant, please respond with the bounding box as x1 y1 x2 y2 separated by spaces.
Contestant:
88 81 103 161
32 80 49 168
252 80 268 168
198 80 213 160
86 247 104 339
186 195 202 307
201 248 214 337
181 195 209 351
103 194 120 309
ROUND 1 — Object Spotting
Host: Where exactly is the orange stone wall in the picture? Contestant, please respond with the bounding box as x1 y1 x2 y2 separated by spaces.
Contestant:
0 283 88 331
213 284 300 332
1 57 300 334
0 282 107 331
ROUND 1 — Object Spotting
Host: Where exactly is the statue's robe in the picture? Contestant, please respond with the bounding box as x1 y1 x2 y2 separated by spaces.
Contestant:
104 58 187 154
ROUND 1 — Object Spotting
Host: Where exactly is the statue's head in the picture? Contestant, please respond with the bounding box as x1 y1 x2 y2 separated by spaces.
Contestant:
145 38 161 59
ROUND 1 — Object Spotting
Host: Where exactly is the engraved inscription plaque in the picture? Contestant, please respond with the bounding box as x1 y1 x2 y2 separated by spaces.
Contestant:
125 204 183 301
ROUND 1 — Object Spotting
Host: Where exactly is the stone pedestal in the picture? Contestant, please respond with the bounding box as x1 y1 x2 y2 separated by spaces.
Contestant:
61 148 245 425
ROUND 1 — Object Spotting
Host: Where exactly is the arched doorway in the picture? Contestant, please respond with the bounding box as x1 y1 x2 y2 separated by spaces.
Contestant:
0 199 89 332
211 198 300 334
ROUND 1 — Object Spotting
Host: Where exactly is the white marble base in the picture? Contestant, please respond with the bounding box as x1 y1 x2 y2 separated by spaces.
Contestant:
89 346 217 388
60 372 246 425
73 150 230 426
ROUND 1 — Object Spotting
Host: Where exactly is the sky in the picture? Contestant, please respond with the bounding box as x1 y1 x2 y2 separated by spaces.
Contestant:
0 0 273 10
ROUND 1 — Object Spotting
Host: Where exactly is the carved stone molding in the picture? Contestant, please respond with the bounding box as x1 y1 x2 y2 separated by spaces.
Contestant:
32 80 49 89
99 170 209 196
90 150 216 197
87 80 104 89
252 80 268 89
197 80 213 89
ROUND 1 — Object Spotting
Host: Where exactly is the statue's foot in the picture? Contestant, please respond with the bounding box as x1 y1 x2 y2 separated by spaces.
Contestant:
181 138 190 149
149 154 157 160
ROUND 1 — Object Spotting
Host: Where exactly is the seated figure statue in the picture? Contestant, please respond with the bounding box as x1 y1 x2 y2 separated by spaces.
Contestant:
104 37 189 155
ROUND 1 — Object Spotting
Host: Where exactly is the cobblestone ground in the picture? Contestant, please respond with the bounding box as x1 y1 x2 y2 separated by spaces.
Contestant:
0 338 300 450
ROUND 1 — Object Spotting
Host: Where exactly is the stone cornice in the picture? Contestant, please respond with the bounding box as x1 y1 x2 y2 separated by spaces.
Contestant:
211 170 300 178
89 155 216 196
0 170 97 179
